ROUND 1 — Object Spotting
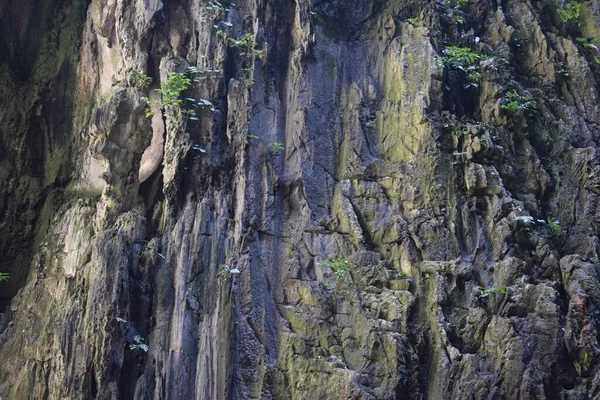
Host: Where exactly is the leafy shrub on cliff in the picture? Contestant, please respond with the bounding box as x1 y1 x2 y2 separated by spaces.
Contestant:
228 33 263 59
500 90 537 113
440 46 490 87
556 0 582 25
140 71 192 117
141 68 218 119
129 72 152 89
227 32 264 86
156 72 192 108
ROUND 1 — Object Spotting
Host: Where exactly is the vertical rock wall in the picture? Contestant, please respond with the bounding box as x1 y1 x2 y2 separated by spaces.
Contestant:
0 0 88 307
2 0 600 398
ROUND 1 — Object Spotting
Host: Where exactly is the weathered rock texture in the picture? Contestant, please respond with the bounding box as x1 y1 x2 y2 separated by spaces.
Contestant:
2 0 600 398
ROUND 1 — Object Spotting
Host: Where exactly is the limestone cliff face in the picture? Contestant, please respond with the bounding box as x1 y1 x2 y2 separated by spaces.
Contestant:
2 0 600 398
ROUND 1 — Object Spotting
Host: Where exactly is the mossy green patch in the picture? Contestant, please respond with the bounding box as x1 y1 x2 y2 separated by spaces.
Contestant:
379 28 435 162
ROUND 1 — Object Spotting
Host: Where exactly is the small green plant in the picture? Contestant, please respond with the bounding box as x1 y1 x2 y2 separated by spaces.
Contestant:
247 134 259 140
501 101 522 112
0 272 9 282
140 67 220 119
228 33 264 59
141 72 191 117
547 217 562 236
447 0 468 9
319 258 351 278
556 0 582 25
206 0 230 17
129 72 152 89
130 334 149 353
213 20 233 37
500 90 537 113
115 317 128 323
476 285 507 298
576 37 599 50
515 215 535 224
217 264 240 281
408 17 422 26
156 72 192 108
217 265 229 280
205 0 233 38
575 38 600 64
267 141 284 154
227 32 263 86
440 46 490 87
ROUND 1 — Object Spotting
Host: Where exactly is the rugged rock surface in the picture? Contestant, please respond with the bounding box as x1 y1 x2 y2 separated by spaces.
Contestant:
2 0 600 398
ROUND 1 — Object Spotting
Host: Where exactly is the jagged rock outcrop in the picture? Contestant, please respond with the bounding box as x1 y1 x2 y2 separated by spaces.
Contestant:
2 0 600 398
